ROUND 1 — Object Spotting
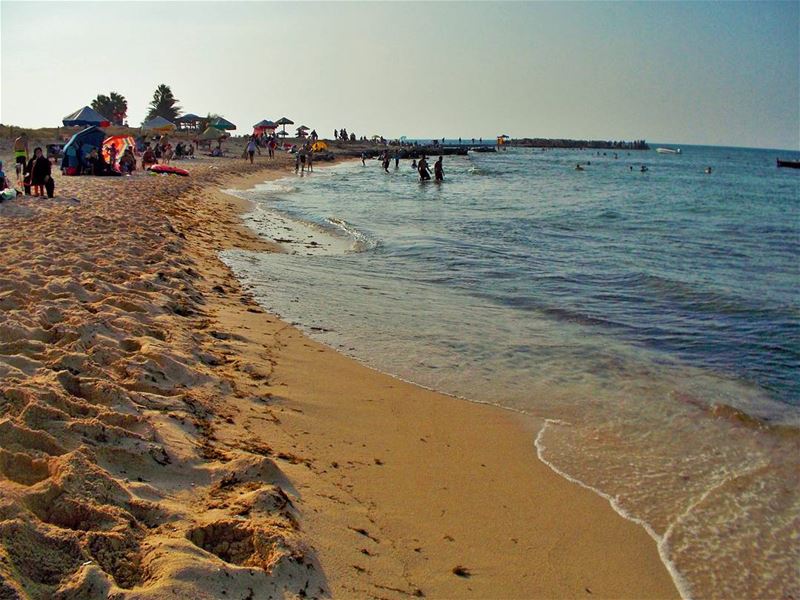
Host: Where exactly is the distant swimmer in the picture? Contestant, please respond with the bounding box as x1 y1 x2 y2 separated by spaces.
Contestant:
434 156 444 181
705 166 713 174
640 165 648 172
411 159 417 169
418 156 431 181
575 163 584 171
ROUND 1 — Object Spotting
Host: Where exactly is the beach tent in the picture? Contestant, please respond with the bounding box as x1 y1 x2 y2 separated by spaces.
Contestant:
210 117 236 131
63 106 110 127
61 126 106 174
142 116 176 132
102 135 135 164
311 141 328 152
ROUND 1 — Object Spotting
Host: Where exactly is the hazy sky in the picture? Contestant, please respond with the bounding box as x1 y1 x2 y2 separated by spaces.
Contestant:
1 1 798 149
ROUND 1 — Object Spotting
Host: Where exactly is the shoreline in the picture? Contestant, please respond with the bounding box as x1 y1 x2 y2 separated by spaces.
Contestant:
0 152 679 598
213 161 681 597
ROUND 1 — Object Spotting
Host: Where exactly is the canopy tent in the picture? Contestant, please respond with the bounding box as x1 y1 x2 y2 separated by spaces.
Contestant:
61 126 106 174
63 106 110 127
311 141 328 152
253 119 277 135
142 116 176 132
275 117 293 135
210 117 236 131
198 126 228 141
102 136 135 165
175 113 203 131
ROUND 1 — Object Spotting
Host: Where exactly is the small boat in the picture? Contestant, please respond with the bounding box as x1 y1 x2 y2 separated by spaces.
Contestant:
776 159 800 169
656 147 681 154
469 146 496 153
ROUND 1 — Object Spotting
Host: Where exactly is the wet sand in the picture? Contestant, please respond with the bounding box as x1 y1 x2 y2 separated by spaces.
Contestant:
0 149 679 598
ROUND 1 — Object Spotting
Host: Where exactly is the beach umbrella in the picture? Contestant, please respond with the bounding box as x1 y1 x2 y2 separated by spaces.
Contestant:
253 119 276 129
176 113 202 130
142 116 177 132
276 116 294 135
210 117 236 131
176 113 202 123
63 106 110 127
297 125 310 131
199 126 228 140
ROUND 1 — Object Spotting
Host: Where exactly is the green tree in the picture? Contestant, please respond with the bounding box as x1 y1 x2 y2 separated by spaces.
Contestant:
146 84 181 122
91 91 127 125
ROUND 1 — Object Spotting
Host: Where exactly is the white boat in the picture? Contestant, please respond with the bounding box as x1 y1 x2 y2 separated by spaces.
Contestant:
656 147 681 154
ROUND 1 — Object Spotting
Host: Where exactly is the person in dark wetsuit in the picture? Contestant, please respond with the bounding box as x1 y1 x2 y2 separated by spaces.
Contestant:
418 156 431 181
434 156 444 181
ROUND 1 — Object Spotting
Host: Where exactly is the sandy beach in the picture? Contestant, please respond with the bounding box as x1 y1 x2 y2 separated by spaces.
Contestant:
0 145 678 598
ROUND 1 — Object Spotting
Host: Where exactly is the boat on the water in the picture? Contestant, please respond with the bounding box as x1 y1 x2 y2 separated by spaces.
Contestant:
656 147 681 154
470 146 496 153
776 158 800 169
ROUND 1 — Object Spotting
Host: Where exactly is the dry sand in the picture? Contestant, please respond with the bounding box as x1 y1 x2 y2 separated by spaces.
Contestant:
0 149 679 599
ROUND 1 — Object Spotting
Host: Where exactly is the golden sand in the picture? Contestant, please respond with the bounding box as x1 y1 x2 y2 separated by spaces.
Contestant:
0 150 678 598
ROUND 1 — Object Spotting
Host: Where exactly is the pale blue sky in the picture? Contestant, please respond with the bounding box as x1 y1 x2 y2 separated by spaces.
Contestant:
1 1 798 149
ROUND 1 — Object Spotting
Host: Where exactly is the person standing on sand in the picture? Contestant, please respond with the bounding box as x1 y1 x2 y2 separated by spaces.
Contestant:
108 143 118 169
13 133 29 179
361 152 366 166
394 150 400 169
26 147 50 198
434 155 444 181
334 129 338 140
307 149 314 172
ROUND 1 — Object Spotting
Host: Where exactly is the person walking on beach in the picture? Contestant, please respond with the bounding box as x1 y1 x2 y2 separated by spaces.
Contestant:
418 155 431 181
300 151 307 174
394 150 400 169
307 149 314 173
334 129 338 141
246 137 260 164
295 152 300 174
434 155 444 181
26 147 50 198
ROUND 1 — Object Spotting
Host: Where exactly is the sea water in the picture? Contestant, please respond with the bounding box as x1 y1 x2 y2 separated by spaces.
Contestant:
221 145 800 599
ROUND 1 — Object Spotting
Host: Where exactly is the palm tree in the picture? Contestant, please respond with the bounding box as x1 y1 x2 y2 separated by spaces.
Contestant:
91 91 128 125
146 84 181 122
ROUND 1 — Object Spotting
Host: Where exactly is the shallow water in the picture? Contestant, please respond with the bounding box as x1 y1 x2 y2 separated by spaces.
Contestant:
222 145 800 599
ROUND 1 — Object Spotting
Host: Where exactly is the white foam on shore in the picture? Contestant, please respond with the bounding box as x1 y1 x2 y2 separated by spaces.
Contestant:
534 418 693 600
222 180 361 256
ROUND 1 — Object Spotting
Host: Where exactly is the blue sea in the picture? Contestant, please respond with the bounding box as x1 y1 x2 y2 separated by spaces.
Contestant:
221 145 800 599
